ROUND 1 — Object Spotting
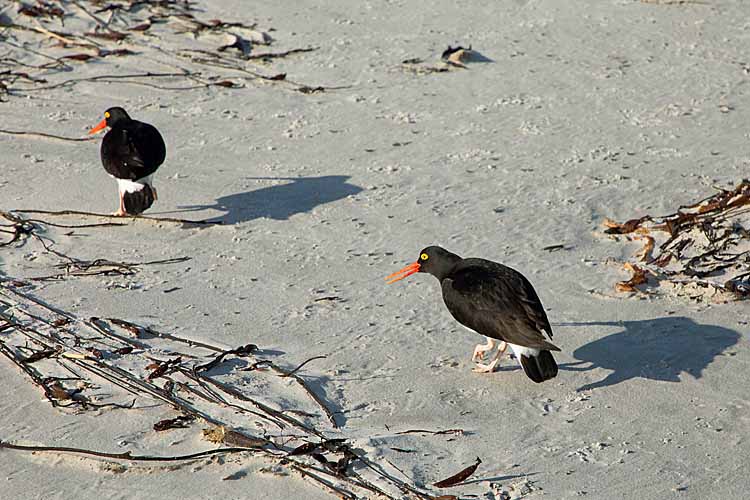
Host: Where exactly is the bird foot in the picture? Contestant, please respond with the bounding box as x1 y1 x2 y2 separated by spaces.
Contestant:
111 208 128 217
472 347 487 362
472 359 500 373
471 338 496 362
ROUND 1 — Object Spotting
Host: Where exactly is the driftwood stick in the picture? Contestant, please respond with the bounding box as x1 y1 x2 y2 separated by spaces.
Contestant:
86 317 150 349
184 370 320 436
279 355 327 378
394 428 465 436
245 47 318 60
31 20 99 48
12 209 220 225
0 130 95 142
0 440 260 461
290 465 358 500
177 370 286 430
24 219 126 228
269 361 339 429
105 317 226 353
0 340 60 407
194 343 257 372
11 72 189 92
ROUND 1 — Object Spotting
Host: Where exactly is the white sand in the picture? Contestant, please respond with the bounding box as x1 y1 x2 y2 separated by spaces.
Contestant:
1 0 749 498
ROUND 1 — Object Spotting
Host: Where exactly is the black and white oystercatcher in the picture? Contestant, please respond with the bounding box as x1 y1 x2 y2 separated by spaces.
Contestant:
88 107 166 216
386 246 560 383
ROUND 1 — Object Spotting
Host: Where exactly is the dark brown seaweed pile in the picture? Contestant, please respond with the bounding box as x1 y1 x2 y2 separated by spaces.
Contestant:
605 180 750 301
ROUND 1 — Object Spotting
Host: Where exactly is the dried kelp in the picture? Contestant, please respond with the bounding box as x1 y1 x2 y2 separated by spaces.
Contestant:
153 415 195 431
13 209 219 225
433 457 482 488
194 344 257 372
1 0 336 98
615 263 648 293
0 440 259 462
0 281 468 500
0 211 195 281
604 180 750 300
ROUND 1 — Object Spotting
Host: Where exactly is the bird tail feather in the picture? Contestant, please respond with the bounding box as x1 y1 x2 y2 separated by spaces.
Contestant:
519 350 558 383
122 184 155 215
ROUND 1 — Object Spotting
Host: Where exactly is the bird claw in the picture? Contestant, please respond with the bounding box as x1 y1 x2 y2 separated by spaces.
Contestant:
472 360 499 373
111 209 128 217
471 338 496 362
471 340 508 372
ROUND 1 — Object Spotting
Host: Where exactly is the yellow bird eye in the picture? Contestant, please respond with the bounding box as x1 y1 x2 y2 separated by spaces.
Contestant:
104 112 110 118
420 253 429 261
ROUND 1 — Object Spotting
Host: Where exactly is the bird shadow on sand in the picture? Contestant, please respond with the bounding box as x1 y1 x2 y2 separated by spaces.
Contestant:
559 316 741 391
173 175 363 225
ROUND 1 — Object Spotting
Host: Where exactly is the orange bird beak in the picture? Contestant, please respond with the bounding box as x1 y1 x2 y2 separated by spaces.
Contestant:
88 118 108 135
385 261 420 284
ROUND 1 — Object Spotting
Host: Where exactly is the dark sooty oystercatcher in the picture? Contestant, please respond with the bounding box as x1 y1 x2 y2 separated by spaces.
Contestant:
386 246 560 383
88 107 166 216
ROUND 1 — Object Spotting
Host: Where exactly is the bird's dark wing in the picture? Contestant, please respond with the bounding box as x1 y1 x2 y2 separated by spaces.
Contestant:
441 264 559 351
101 123 165 180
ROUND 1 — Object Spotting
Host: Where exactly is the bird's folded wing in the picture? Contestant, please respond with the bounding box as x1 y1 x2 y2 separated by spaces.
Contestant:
112 129 147 175
442 266 559 351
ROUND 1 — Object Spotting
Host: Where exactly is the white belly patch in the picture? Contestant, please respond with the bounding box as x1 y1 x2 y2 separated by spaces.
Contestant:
508 343 541 359
117 175 153 194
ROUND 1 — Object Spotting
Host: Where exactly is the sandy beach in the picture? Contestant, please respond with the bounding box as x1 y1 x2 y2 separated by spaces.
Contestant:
1 0 749 498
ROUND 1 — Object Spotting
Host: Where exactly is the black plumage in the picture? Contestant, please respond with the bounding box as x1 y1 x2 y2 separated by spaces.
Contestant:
387 246 560 383
89 107 166 216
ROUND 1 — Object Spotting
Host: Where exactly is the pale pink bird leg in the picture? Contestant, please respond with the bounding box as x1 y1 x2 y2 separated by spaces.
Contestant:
472 341 507 373
112 192 127 216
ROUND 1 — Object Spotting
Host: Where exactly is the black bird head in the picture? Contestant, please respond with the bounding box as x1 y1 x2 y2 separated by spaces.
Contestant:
88 107 131 135
386 245 462 283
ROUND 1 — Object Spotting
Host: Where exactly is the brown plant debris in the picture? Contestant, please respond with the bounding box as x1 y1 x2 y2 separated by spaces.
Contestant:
615 263 648 293
146 356 183 380
154 415 195 431
0 129 95 142
604 180 750 301
202 426 266 448
603 216 651 235
1 1 338 97
18 2 65 19
395 428 465 436
433 457 482 488
635 234 656 262
194 344 258 372
1 210 194 282
0 440 259 462
11 209 219 226
0 280 466 500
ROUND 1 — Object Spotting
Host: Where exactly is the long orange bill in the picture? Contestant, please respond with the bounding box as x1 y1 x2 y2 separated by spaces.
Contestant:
88 118 108 135
385 262 420 284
